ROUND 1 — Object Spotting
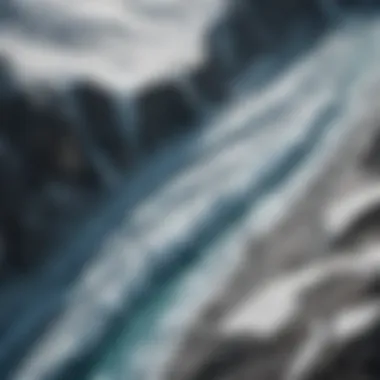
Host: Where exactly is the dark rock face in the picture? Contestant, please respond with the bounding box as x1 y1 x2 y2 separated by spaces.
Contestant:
4 181 88 270
197 0 334 101
0 75 202 270
0 139 28 270
72 81 133 169
193 0 273 102
188 55 230 105
136 82 198 154
220 3 267 71
0 76 201 270
0 91 86 186
0 0 373 277
248 1 290 37
337 0 377 11
258 0 325 34
205 19 240 81
0 57 14 96
186 0 335 109
0 138 26 216
0 87 105 270
190 23 237 105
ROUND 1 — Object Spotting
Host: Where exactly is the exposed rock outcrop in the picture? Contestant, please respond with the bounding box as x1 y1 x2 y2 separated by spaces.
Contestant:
0 3 379 380
0 0 376 284
136 81 198 154
71 81 134 170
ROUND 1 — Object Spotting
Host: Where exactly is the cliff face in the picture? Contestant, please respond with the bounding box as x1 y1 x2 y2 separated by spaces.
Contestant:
0 1 378 378
0 0 341 271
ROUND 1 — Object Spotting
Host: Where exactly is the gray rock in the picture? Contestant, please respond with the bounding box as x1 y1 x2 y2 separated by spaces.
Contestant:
71 81 134 170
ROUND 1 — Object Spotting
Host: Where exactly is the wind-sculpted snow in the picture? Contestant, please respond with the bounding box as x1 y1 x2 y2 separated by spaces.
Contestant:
0 12 377 380
0 1 380 380
0 0 225 89
163 91 380 380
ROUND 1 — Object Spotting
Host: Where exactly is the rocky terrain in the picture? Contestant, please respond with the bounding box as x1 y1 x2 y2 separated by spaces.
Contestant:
0 0 354 272
1 0 375 274
165 88 380 380
0 1 379 380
